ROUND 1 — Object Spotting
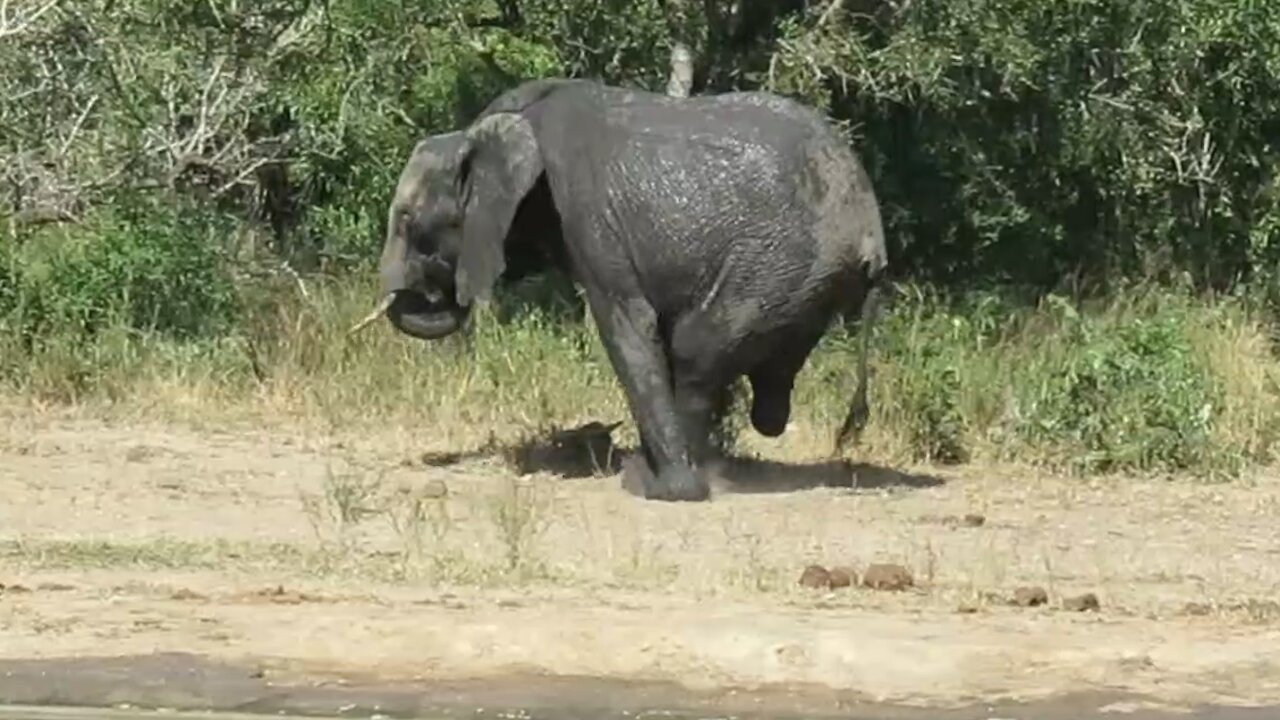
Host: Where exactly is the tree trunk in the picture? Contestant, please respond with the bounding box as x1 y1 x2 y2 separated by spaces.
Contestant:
662 0 696 97
666 41 694 97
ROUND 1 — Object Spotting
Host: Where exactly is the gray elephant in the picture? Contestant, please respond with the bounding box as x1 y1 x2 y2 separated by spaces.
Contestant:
369 78 888 502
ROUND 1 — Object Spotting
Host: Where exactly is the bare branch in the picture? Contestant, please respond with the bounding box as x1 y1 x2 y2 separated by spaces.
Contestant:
58 94 98 156
817 0 846 27
0 0 60 39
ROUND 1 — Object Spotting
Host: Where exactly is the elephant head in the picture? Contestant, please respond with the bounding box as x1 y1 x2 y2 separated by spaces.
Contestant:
372 112 548 341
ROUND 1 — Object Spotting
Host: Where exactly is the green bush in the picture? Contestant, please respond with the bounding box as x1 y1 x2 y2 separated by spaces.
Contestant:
1011 296 1224 474
6 0 1279 291
847 285 1265 476
2 0 1280 481
18 204 239 341
769 0 1280 291
0 243 18 319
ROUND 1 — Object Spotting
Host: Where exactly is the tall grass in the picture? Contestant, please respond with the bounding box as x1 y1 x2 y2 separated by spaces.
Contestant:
811 285 1280 478
3 264 1278 479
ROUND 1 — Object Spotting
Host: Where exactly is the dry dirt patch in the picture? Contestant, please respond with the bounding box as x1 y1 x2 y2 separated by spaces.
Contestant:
3 409 1280 710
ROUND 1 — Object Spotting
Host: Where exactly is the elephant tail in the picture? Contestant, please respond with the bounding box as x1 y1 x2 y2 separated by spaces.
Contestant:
832 262 887 456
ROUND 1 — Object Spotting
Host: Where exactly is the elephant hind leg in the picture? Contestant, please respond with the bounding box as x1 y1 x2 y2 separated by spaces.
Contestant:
673 374 736 466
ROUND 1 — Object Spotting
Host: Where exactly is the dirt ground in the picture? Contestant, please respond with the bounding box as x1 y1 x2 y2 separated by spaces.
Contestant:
3 405 1280 715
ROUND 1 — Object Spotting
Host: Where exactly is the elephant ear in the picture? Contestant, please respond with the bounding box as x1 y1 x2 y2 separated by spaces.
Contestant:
453 112 545 307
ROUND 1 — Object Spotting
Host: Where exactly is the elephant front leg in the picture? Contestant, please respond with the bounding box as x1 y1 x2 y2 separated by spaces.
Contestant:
673 375 735 466
589 297 709 502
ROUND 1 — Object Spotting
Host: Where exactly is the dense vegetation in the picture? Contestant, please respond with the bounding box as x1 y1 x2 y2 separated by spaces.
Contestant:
2 0 1279 477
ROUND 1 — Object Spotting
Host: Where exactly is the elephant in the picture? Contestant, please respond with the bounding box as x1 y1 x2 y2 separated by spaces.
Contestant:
369 78 889 502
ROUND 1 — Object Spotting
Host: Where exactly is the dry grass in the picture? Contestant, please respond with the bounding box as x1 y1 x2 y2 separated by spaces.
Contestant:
4 274 1280 483
1188 309 1280 464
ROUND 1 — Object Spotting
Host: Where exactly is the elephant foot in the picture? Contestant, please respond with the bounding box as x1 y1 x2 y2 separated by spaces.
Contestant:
621 456 710 502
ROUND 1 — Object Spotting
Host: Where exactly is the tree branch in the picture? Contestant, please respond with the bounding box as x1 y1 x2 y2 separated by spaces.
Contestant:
0 0 60 39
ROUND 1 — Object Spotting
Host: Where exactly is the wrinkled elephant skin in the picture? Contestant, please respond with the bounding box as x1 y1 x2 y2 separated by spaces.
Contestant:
373 78 890 503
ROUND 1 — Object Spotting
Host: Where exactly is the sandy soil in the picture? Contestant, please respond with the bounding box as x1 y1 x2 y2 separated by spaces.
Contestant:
3 407 1280 713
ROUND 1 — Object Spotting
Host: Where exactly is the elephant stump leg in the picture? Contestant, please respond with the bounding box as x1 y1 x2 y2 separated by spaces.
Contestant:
748 328 825 437
748 374 793 437
589 296 709 502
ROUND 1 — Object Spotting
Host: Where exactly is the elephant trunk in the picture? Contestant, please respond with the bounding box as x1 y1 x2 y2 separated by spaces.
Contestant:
372 228 468 341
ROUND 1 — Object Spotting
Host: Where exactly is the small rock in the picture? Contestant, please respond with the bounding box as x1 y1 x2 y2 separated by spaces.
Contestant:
1063 593 1100 612
36 582 75 592
963 513 986 527
957 603 980 614
1182 602 1212 616
1012 586 1049 607
861 563 913 591
395 477 449 499
171 588 207 601
1242 599 1280 620
419 451 463 467
248 585 322 605
798 565 831 589
827 566 857 589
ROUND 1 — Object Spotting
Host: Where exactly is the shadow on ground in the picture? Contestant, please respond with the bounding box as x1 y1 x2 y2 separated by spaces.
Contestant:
706 456 945 494
0 653 1272 720
415 420 944 495
416 420 624 478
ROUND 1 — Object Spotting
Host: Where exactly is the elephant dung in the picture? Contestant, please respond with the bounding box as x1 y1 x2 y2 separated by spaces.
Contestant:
1012 586 1049 607
1062 593 1101 612
861 563 914 591
798 565 832 589
827 566 857 589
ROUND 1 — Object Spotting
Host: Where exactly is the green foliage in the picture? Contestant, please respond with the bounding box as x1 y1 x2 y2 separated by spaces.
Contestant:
6 273 1275 479
769 0 1280 290
0 244 18 320
6 0 1279 290
1017 296 1223 474
847 285 1271 476
3 0 1280 480
13 202 239 341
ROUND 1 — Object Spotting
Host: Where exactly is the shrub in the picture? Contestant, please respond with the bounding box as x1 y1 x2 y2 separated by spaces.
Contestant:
816 285 1278 477
1009 296 1224 474
0 242 18 319
19 203 239 341
769 0 1280 292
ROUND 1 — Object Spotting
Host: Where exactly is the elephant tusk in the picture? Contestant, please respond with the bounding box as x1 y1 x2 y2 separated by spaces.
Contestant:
347 293 396 335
